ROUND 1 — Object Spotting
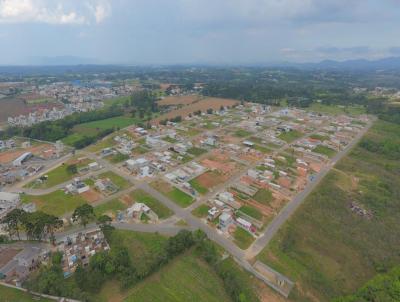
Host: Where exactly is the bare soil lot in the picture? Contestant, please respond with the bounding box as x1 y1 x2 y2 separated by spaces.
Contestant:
158 95 201 106
152 97 239 124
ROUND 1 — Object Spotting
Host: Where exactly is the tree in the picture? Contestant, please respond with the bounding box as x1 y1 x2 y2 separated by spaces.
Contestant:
66 164 78 175
72 204 95 228
207 108 213 114
44 214 63 245
97 215 112 230
1 208 24 240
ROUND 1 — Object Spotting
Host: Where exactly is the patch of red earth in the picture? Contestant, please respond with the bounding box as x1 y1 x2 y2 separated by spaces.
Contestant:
81 189 102 203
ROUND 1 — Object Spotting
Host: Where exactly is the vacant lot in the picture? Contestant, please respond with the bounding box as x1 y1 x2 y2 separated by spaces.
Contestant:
0 285 52 302
234 227 255 250
191 170 227 192
158 95 201 106
253 188 273 206
278 130 303 143
21 190 86 216
94 198 128 217
152 97 239 124
257 120 400 301
124 253 231 302
97 171 130 190
151 180 194 207
313 145 336 157
131 189 173 219
191 204 210 218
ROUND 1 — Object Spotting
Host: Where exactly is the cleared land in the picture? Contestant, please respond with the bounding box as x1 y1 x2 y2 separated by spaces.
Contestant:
21 190 87 216
278 130 303 143
98 171 130 189
233 227 255 250
151 180 194 207
152 97 239 124
257 120 400 302
158 95 201 106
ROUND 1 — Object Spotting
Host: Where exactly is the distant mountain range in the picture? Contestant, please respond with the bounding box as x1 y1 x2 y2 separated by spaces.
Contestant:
280 56 400 70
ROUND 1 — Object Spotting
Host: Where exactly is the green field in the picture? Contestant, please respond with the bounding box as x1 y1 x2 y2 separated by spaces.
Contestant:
25 164 75 189
94 198 127 217
103 96 131 108
257 120 400 301
189 177 209 195
253 188 273 205
131 190 173 219
278 130 303 143
239 205 263 220
0 284 53 302
75 116 138 133
21 190 87 216
187 147 207 156
253 144 271 153
313 145 336 157
309 103 366 116
234 129 252 137
191 204 210 218
98 171 130 189
124 253 231 302
233 227 255 250
167 187 194 207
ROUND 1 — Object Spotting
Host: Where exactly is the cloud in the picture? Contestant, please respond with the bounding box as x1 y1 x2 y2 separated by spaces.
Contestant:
0 0 110 25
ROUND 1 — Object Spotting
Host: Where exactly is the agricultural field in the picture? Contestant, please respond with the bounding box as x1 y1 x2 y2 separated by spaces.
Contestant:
0 284 53 302
151 180 194 207
157 95 201 106
21 190 87 216
257 120 400 302
131 189 173 219
309 103 366 116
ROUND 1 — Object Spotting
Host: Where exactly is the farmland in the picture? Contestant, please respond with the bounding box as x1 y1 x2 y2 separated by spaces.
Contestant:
158 95 201 106
257 120 400 301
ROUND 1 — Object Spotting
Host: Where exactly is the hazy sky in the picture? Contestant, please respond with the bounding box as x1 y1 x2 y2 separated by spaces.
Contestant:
0 0 399 65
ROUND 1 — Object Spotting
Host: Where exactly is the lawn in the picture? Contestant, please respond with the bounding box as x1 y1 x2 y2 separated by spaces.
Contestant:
278 130 303 143
131 189 173 219
21 190 87 216
0 284 53 302
189 177 209 195
124 253 231 302
191 204 210 218
187 147 208 156
257 120 400 301
234 129 252 137
233 227 255 250
94 198 127 217
239 205 263 220
253 188 273 206
98 171 130 189
313 145 336 157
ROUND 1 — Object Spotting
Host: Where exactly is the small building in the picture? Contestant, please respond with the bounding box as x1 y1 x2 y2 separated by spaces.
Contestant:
242 141 254 147
13 152 32 166
219 212 233 229
207 207 220 221
88 162 100 171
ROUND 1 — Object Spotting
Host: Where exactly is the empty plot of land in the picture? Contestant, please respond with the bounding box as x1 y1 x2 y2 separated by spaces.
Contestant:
152 97 239 124
158 95 201 106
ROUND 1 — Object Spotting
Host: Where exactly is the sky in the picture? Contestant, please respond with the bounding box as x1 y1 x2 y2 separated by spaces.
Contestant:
0 0 399 65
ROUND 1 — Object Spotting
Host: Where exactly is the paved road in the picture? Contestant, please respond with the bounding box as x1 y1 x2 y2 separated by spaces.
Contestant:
245 118 375 259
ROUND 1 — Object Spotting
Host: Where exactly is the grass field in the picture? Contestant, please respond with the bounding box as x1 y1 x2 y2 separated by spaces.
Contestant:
313 145 336 157
94 198 127 217
234 129 252 137
257 120 400 301
278 130 303 143
187 147 207 156
233 227 255 250
103 96 131 108
253 188 273 205
131 189 173 219
97 171 130 189
0 284 53 302
124 253 231 302
189 177 209 195
21 190 86 216
74 116 138 133
191 204 210 218
25 164 75 189
239 205 263 220
309 103 366 116
152 180 194 207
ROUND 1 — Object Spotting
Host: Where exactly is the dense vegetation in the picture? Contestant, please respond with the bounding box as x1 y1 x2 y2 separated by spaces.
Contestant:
333 266 400 302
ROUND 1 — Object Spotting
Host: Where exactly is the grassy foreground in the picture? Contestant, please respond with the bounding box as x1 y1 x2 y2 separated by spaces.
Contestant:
0 284 52 302
257 120 400 301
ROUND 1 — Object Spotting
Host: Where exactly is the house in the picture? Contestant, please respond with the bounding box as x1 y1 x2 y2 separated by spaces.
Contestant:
219 212 233 229
127 203 150 219
21 141 31 148
65 178 90 194
218 192 234 203
236 217 253 231
242 141 254 147
207 207 220 220
126 158 148 171
88 162 100 171
94 178 118 193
